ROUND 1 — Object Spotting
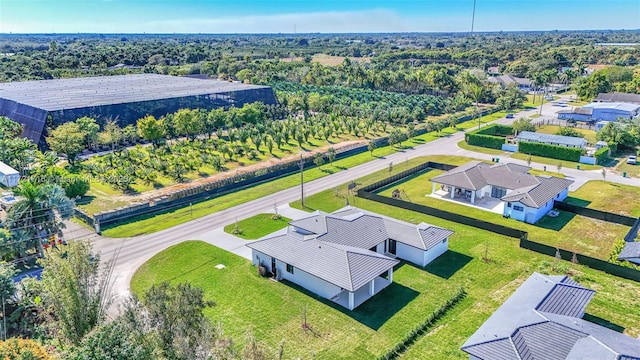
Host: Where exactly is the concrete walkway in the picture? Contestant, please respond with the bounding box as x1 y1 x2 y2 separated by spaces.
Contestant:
193 204 312 261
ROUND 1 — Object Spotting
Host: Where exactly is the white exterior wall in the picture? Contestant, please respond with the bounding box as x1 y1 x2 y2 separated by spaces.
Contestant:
395 242 425 267
375 242 385 254
423 239 449 265
251 249 342 300
479 185 492 199
276 259 342 299
557 188 569 201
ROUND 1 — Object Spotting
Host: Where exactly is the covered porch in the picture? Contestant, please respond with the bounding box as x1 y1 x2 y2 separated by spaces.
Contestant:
430 186 504 214
330 270 393 310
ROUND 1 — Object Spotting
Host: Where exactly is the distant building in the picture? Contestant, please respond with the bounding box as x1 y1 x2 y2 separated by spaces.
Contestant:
461 272 640 360
558 102 640 122
487 75 532 91
0 74 277 148
486 66 500 76
516 131 587 148
594 92 640 104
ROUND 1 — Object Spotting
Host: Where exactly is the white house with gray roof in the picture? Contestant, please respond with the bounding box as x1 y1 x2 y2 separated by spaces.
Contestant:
247 206 454 310
431 161 573 224
462 272 640 360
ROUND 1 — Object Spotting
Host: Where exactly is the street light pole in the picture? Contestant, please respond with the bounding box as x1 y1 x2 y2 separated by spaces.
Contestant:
299 153 305 208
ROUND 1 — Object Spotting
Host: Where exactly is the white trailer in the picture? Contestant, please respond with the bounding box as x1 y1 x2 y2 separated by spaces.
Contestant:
0 161 20 187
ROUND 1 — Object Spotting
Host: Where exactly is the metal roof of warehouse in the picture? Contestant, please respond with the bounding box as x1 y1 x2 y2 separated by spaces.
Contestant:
0 74 271 112
516 131 587 147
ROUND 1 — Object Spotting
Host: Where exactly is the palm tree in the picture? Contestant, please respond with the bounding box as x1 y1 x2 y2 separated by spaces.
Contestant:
5 181 74 258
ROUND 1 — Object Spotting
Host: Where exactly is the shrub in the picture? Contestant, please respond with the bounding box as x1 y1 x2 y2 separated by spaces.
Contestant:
467 134 506 149
63 175 90 198
518 141 582 162
0 338 55 360
556 126 583 138
474 124 514 136
594 146 610 165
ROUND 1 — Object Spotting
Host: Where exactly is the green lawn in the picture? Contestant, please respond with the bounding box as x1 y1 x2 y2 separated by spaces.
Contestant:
568 180 640 217
371 167 628 259
615 160 640 179
99 113 508 238
535 124 597 145
223 214 291 240
510 152 601 170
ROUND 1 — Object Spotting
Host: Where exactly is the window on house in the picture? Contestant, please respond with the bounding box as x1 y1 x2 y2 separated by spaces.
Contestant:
286 264 294 274
507 203 512 208
442 238 446 244
513 205 524 211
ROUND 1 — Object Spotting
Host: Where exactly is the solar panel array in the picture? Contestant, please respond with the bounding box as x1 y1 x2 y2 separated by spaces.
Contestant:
0 74 271 111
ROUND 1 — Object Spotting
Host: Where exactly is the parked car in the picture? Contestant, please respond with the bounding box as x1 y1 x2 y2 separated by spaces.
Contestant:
506 113 514 119
544 95 554 101
627 156 637 165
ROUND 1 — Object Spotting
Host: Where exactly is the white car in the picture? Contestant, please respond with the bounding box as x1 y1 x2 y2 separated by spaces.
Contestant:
628 156 637 165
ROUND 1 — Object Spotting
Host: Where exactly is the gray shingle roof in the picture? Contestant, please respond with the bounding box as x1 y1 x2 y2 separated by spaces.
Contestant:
501 176 574 209
0 74 271 111
296 206 454 251
618 242 640 265
461 273 640 360
247 233 398 292
516 131 587 148
430 161 540 191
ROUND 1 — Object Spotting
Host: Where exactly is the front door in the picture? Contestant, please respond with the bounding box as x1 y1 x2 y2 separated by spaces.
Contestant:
388 239 397 255
271 258 277 278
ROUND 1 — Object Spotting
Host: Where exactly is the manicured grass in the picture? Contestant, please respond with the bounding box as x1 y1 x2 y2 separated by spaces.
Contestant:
510 152 601 170
615 161 640 179
131 241 467 359
284 158 640 358
98 111 510 237
100 147 397 238
568 180 640 217
372 167 628 259
535 124 597 144
223 214 291 240
567 99 590 106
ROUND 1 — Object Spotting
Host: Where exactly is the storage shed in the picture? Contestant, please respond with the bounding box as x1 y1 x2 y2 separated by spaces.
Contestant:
0 161 19 187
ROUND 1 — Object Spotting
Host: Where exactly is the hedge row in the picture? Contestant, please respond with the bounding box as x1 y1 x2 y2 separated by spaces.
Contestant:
595 146 610 165
377 287 467 360
474 124 514 136
467 133 506 149
518 141 582 162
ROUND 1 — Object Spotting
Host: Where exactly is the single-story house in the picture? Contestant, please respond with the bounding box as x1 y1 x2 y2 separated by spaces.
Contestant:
461 272 640 360
595 121 610 132
247 206 454 310
595 92 640 104
0 161 19 187
487 75 532 91
516 131 587 148
431 161 573 224
558 102 640 122
618 242 640 265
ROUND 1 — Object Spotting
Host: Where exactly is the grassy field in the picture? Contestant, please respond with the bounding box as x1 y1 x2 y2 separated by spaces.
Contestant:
371 166 628 259
99 113 503 238
130 156 640 359
223 214 291 240
615 159 640 178
567 180 640 217
535 124 597 144
510 152 601 170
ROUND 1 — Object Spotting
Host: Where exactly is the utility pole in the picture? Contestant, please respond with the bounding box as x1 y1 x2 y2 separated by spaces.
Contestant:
299 153 305 207
471 0 477 34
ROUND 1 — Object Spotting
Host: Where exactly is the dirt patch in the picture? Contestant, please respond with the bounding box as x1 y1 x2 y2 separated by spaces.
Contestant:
280 54 371 66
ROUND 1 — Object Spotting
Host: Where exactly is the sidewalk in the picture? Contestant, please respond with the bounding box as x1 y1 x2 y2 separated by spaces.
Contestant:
194 204 311 260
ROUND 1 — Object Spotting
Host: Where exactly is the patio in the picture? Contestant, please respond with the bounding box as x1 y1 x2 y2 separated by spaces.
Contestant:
331 276 391 310
430 189 504 214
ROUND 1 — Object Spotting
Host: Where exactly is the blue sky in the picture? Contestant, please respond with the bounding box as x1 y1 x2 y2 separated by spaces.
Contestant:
1 0 639 33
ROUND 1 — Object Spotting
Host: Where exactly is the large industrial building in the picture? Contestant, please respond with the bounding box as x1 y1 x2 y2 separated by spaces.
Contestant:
0 74 277 148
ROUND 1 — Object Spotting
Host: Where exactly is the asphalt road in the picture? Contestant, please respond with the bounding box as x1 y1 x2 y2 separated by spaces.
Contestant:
67 95 638 307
